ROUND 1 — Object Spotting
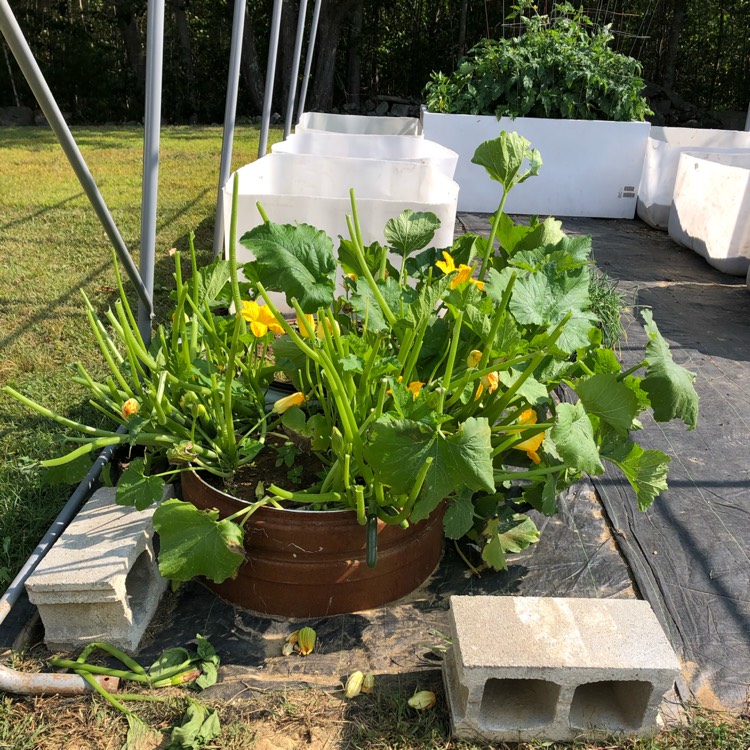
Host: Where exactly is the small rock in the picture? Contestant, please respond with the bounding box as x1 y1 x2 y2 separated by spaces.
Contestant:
374 101 389 116
0 106 34 126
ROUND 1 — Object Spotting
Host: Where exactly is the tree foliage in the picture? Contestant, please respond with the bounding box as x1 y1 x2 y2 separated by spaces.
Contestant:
0 0 747 124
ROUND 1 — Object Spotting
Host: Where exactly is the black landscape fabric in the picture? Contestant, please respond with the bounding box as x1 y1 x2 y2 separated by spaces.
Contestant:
562 216 750 713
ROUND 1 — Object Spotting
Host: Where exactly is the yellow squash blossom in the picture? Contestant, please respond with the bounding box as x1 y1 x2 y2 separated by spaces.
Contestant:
435 251 485 290
272 392 306 414
466 349 482 368
435 250 457 276
407 381 425 400
241 300 284 338
475 371 499 399
121 398 139 419
514 409 545 464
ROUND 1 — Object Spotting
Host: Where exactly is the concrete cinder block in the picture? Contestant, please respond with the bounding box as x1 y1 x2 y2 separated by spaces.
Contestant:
443 596 679 743
25 486 171 653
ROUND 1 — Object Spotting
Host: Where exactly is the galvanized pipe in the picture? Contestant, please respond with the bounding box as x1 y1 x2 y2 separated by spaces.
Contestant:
258 0 283 157
296 0 322 121
137 0 165 343
0 0 153 320
283 0 309 138
213 0 248 256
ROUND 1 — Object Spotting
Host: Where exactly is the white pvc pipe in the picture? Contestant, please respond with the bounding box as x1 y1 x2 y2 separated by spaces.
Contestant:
296 0 321 121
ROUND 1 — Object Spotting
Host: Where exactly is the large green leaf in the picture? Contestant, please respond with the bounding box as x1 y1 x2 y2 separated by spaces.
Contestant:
481 512 540 571
240 222 336 313
116 458 165 511
443 490 476 540
168 700 221 749
364 416 494 522
640 310 699 429
471 131 542 192
384 210 441 256
351 277 413 333
603 439 671 511
575 373 638 433
549 402 603 475
153 499 245 583
338 238 386 278
510 266 596 353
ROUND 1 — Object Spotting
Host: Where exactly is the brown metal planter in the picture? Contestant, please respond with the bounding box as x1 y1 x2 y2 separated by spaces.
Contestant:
180 470 445 618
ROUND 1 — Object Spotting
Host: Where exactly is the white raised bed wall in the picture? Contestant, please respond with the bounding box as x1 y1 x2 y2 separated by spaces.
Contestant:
272 132 458 179
668 152 750 276
296 112 421 136
421 111 650 218
223 153 458 310
637 127 750 230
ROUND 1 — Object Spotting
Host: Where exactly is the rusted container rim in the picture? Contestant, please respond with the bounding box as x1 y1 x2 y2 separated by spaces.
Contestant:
184 469 360 518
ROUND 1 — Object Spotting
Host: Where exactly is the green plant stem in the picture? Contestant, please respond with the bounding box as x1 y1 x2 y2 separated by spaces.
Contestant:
0 390 120 437
437 310 463 413
478 192 509 281
494 464 565 482
77 670 133 716
617 360 646 381
267 485 345 504
480 271 517 369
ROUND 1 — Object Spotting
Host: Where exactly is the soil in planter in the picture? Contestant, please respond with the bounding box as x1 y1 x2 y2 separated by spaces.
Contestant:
202 435 328 506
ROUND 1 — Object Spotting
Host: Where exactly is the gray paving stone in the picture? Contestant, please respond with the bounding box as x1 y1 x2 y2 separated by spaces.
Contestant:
26 486 171 653
443 595 679 743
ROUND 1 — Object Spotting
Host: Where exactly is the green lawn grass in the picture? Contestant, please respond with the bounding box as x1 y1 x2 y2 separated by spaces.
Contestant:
0 124 281 586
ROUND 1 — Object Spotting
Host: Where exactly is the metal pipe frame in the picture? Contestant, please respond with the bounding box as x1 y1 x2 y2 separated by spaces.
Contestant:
138 0 165 343
296 0 322 121
283 0 309 138
258 0 284 158
213 0 248 256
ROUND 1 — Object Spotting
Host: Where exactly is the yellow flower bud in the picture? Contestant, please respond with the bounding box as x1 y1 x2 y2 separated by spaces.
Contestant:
408 690 436 710
272 392 306 414
296 312 315 338
345 670 364 698
316 317 341 339
121 398 139 419
466 350 482 368
296 626 316 656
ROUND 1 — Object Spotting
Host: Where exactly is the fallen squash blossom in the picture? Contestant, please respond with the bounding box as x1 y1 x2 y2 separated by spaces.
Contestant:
514 409 545 464
241 300 284 338
121 398 139 419
408 690 436 710
345 671 365 698
361 673 375 694
296 626 316 655
272 392 306 414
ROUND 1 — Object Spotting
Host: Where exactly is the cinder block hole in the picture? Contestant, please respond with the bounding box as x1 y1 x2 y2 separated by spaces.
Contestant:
570 680 653 731
125 550 154 611
479 678 560 729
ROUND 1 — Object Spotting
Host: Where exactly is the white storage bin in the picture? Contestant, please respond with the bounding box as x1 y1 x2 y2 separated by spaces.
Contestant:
273 132 458 178
296 111 421 136
421 110 650 218
638 127 750 230
668 152 750 276
224 153 459 310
